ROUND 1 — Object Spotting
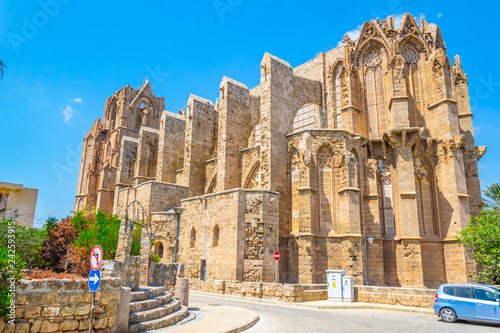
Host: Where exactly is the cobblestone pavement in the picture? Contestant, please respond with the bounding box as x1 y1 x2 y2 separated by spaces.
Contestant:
190 294 500 333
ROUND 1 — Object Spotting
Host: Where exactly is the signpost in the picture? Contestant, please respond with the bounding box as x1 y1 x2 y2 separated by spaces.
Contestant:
88 245 103 333
90 245 103 271
274 251 280 283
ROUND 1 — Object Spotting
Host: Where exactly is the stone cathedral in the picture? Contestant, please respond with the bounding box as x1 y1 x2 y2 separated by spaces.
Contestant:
75 13 486 288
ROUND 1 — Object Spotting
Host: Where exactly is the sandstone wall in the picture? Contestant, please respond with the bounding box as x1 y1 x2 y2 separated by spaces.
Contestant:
190 280 327 303
354 285 436 308
101 257 141 291
1 278 121 333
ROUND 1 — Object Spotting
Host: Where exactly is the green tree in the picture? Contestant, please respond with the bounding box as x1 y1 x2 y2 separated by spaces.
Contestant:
67 209 121 276
0 218 47 269
483 183 500 208
0 218 31 317
43 216 58 231
457 208 500 284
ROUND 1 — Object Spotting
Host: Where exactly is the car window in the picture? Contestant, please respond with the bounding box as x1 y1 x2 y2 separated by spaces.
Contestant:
443 286 454 296
454 287 473 299
474 288 498 302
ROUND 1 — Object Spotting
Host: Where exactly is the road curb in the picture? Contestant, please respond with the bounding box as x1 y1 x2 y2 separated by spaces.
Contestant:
225 313 259 333
191 290 434 316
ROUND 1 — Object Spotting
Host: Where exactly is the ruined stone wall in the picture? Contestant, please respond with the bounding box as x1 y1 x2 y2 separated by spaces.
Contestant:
183 95 216 197
178 190 243 281
177 189 279 282
101 257 141 291
156 111 186 184
190 280 327 303
115 181 189 218
3 278 121 333
216 78 254 191
355 285 436 308
148 263 179 293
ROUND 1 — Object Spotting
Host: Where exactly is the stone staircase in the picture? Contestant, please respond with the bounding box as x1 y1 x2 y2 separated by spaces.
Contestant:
128 286 188 333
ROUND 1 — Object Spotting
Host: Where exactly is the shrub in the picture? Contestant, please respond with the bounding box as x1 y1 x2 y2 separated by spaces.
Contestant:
457 208 500 284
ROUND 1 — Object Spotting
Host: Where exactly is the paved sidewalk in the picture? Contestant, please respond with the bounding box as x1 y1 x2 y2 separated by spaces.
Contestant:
152 301 259 333
190 290 434 315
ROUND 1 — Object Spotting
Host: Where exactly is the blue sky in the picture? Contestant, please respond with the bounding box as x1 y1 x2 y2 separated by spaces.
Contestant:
1 0 499 228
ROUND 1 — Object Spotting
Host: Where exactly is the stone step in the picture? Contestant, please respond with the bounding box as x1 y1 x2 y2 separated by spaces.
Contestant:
128 306 188 333
129 299 180 324
130 286 166 302
129 293 172 313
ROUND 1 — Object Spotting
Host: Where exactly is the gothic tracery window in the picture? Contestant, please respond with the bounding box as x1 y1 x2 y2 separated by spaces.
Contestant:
318 147 334 231
377 159 395 235
245 163 261 189
414 157 438 235
402 45 424 128
365 50 387 138
334 65 343 129
291 150 301 233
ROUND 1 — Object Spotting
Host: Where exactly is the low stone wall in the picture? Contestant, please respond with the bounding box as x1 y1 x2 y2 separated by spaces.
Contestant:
149 263 181 292
354 285 437 308
102 257 141 291
190 280 327 302
1 277 122 333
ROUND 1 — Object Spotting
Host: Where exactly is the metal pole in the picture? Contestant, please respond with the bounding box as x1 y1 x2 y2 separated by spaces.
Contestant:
89 292 95 333
174 213 180 263
275 260 277 283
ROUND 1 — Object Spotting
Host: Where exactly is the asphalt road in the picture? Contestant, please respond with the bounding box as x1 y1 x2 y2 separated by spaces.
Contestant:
190 293 500 333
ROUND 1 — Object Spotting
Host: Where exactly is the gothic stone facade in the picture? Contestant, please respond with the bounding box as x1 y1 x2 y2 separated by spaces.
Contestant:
75 14 486 288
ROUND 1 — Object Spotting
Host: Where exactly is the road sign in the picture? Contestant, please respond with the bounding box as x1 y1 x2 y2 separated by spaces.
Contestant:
90 245 103 270
88 269 101 292
274 251 280 261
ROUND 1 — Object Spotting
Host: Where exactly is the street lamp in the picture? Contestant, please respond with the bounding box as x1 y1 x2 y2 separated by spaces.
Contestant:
364 227 374 285
168 207 185 263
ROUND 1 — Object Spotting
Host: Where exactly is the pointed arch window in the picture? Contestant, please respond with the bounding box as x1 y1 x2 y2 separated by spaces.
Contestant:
365 50 387 138
290 151 301 233
245 163 261 189
377 159 395 235
334 65 343 129
414 157 438 235
190 227 196 248
402 45 424 128
213 225 220 247
318 147 334 231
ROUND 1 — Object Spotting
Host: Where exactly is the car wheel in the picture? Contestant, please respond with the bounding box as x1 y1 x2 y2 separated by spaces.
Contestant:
440 308 457 323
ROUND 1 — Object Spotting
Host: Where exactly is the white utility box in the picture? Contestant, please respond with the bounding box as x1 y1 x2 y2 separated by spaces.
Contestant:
342 276 354 302
325 270 346 301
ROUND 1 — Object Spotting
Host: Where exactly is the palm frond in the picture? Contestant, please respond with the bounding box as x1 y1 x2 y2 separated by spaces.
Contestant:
483 183 500 208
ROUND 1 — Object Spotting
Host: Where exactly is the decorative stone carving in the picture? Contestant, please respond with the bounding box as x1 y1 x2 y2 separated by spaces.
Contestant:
364 50 382 68
402 45 418 64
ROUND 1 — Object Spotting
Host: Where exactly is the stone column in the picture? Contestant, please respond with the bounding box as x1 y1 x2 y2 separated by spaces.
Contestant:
385 128 424 287
175 278 190 307
436 136 477 282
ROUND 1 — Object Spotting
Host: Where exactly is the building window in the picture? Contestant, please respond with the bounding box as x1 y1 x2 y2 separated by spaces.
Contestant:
155 242 164 260
414 157 438 235
213 225 219 247
292 103 319 132
318 147 334 231
190 227 196 248
245 163 261 189
377 159 395 235
365 50 386 138
334 65 343 129
402 45 424 128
